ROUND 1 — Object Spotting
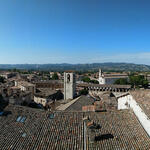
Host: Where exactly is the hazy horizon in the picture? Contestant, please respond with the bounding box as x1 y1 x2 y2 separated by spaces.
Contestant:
0 62 149 65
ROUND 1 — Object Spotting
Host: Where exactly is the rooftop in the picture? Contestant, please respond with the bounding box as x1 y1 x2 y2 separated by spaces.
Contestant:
130 89 150 119
0 105 149 149
65 95 95 111
104 73 128 77
86 110 150 149
78 83 131 89
35 88 59 98
18 81 35 87
0 105 83 150
34 80 63 84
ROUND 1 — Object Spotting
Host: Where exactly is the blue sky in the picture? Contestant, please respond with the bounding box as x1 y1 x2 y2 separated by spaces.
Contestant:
0 0 150 64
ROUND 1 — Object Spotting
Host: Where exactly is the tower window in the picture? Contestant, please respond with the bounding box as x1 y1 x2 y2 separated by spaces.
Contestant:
67 74 70 82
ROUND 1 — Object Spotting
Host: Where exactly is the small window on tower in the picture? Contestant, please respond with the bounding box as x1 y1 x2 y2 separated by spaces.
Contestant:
67 74 70 82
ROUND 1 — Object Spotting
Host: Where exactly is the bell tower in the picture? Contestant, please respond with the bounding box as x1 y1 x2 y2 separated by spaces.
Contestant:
64 71 76 100
99 68 105 84
99 69 103 77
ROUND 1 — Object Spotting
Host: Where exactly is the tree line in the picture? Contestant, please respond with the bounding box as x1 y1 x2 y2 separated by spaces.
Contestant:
114 75 149 88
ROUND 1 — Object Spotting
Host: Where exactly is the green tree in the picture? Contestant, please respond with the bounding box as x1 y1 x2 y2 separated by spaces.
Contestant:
0 76 5 83
142 79 149 88
114 75 148 89
52 72 59 80
114 78 128 85
82 77 91 83
129 75 148 88
90 80 99 84
82 77 99 84
79 89 88 95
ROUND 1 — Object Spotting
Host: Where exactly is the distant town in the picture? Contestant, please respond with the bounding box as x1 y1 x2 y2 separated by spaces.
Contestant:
0 67 150 149
1 0 150 148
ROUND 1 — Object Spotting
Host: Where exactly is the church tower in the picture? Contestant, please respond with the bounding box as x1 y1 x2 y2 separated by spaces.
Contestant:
64 71 76 100
99 69 103 77
99 68 105 84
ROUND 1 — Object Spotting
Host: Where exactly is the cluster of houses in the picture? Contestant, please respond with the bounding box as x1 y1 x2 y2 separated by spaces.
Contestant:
0 71 64 109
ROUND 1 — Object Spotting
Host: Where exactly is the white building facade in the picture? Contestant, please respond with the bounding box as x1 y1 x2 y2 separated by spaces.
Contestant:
98 69 128 85
98 69 105 84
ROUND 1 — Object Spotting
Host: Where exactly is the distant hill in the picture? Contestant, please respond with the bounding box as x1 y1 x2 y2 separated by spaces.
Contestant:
0 63 150 72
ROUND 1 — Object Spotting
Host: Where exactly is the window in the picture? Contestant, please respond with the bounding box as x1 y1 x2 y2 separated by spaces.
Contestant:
16 116 26 123
22 133 27 138
0 112 4 116
20 117 26 123
48 113 55 119
67 74 70 82
16 116 22 122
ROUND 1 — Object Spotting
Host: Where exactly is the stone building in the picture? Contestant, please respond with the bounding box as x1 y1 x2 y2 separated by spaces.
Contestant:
0 72 16 79
98 69 128 84
15 80 35 98
9 91 32 105
64 71 76 100
34 80 63 89
34 89 63 107
82 92 118 112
